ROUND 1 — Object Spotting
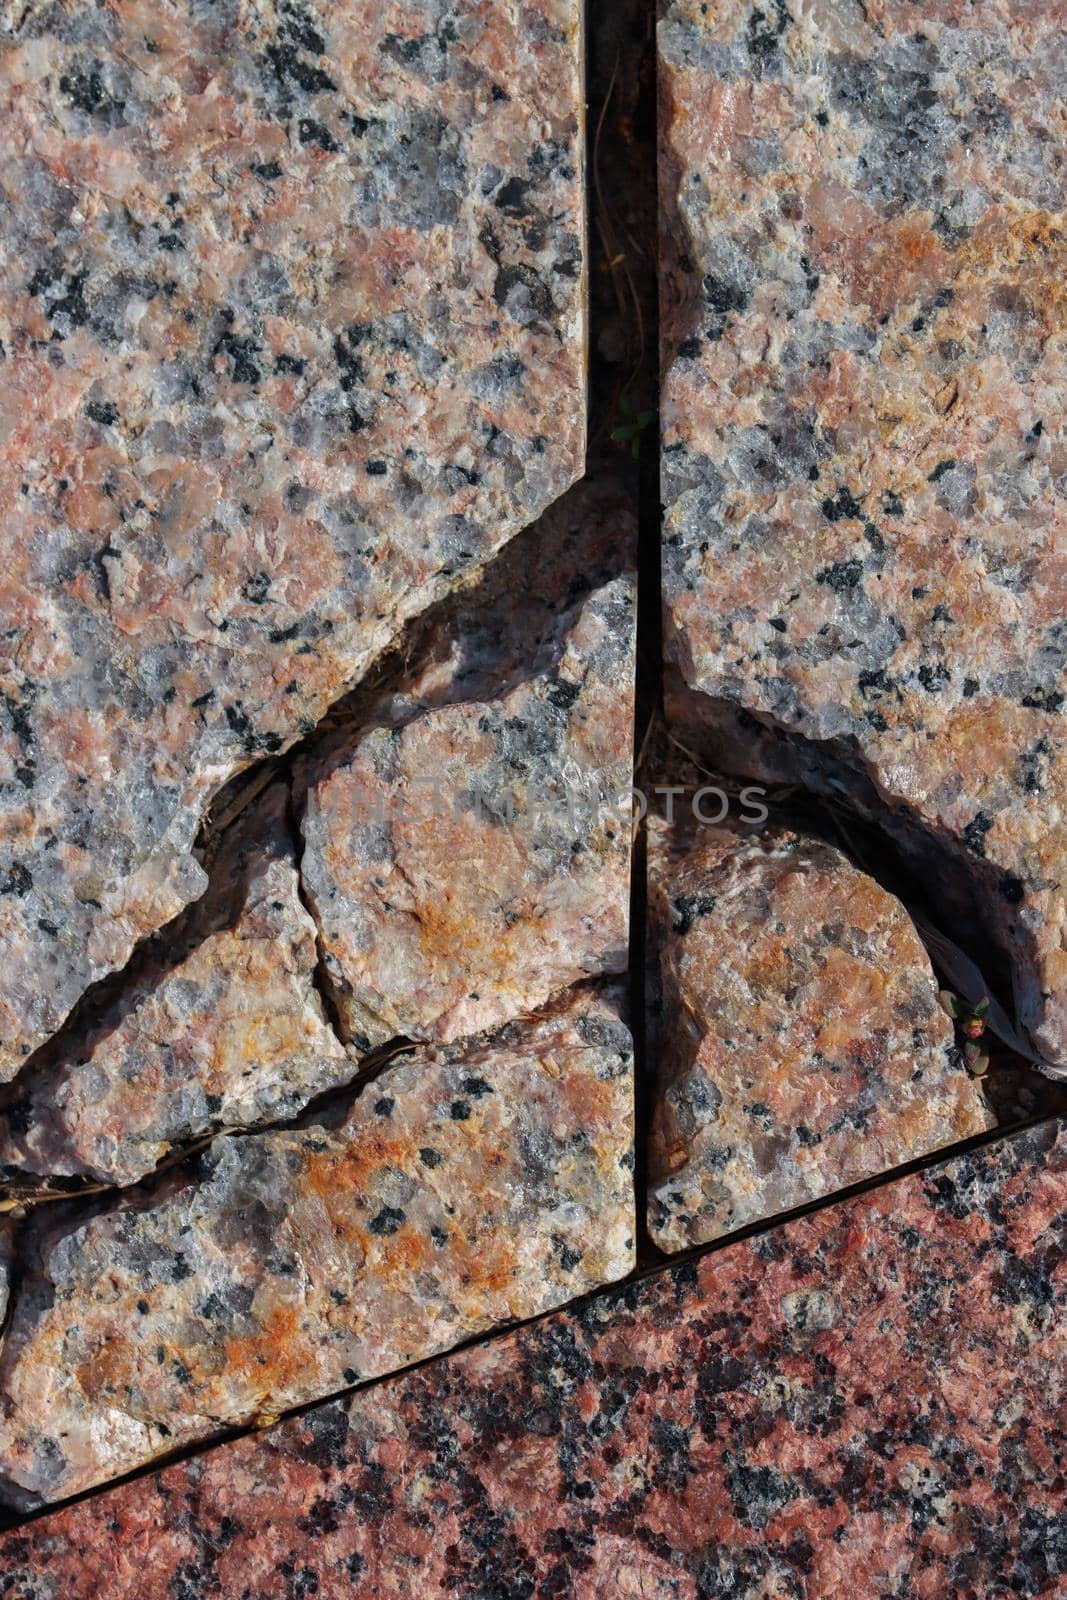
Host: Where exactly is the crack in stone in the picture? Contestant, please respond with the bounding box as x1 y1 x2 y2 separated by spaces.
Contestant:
664 679 1066 1088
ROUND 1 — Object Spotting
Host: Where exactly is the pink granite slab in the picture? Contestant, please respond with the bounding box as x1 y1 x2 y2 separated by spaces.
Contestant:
660 0 1067 1067
0 0 585 1078
0 782 354 1186
298 520 636 1048
0 1119 1061 1595
0 983 634 1509
647 818 992 1250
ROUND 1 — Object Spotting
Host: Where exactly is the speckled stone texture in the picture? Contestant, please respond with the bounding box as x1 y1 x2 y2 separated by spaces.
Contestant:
0 984 633 1509
647 820 993 1250
2 1120 1062 1597
0 1221 11 1329
0 0 585 1079
298 501 636 1050
660 0 1067 1066
0 783 351 1187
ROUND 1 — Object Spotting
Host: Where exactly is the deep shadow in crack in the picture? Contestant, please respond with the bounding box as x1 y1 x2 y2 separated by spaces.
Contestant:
0 469 635 1195
586 0 661 1266
669 681 1066 1081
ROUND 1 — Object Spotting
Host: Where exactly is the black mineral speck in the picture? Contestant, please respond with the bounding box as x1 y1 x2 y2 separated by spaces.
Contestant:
368 1206 406 1237
817 559 863 591
821 487 863 523
85 399 119 425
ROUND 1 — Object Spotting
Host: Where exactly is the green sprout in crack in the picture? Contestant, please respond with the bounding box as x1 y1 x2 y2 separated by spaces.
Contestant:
611 394 654 459
939 990 991 1077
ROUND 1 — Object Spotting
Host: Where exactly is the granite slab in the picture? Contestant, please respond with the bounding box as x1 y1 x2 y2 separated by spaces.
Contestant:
1 1120 1061 1596
647 819 993 1251
660 0 1067 1066
0 983 634 1509
0 0 586 1078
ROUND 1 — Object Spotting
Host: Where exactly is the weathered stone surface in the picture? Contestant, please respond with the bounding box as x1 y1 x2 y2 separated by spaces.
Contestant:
3 1121 1062 1597
0 784 351 1187
647 820 993 1251
298 511 636 1050
0 1221 12 1330
660 0 1067 1064
0 983 633 1508
0 0 585 1079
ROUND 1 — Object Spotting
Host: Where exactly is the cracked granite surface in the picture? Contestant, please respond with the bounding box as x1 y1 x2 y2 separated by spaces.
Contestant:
0 0 1062 1579
0 983 634 1509
0 0 585 1078
0 781 352 1186
660 0 1067 1065
647 819 993 1251
298 556 635 1050
0 475 636 1191
2 1121 1062 1596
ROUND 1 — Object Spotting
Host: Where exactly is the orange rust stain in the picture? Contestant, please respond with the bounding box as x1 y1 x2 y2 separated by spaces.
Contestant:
378 1231 429 1276
561 1072 618 1127
303 1133 414 1204
223 1301 305 1394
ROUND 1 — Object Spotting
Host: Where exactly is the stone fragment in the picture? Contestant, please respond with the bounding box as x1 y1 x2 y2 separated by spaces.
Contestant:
647 820 993 1250
298 502 636 1050
0 983 633 1508
0 0 586 1078
3 1121 1062 1596
0 1221 12 1330
660 0 1067 1064
0 784 351 1188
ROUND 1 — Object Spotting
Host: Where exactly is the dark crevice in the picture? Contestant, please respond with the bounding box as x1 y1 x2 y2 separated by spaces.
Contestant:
585 0 659 1267
0 788 288 1124
0 1030 418 1231
0 468 632 1159
284 772 353 1055
662 687 1067 1106
633 86 662 1271
643 721 1067 1168
0 1216 23 1349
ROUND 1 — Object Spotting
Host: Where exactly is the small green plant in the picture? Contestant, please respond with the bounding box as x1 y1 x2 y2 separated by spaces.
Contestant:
963 1040 990 1078
939 991 991 1076
611 395 654 459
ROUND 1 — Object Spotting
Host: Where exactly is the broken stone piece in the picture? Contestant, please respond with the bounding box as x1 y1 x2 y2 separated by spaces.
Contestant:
0 785 352 1187
299 547 636 1050
0 0 586 1078
0 983 634 1508
660 0 1067 1064
2 1121 1061 1596
647 820 994 1251
0 1221 12 1330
